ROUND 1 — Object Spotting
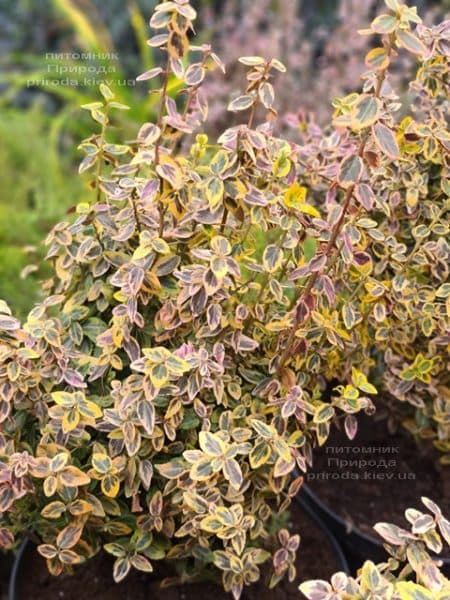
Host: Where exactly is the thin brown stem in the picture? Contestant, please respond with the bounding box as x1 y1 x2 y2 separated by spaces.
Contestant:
276 43 392 373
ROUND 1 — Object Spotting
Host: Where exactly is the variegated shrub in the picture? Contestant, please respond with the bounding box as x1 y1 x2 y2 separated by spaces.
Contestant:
0 1 448 598
300 497 450 600
284 3 450 460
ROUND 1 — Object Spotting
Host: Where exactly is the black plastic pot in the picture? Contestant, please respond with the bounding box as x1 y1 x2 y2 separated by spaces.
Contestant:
9 498 349 600
8 539 28 600
294 488 350 575
299 484 450 576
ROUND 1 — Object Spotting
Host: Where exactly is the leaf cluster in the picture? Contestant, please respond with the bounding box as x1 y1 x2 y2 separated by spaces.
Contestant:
0 1 448 598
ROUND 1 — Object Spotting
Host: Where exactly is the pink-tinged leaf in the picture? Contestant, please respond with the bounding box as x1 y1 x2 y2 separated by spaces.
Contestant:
156 161 183 190
438 517 450 546
396 29 428 56
228 94 255 112
365 47 390 71
321 275 336 305
130 554 153 572
245 187 268 206
344 415 358 440
308 254 327 273
299 580 333 599
235 332 259 353
113 557 131 583
127 266 145 296
149 9 171 30
38 544 58 559
210 52 225 73
136 67 163 81
354 183 375 210
259 82 275 109
137 400 155 435
59 549 81 565
0 314 20 331
338 155 364 186
147 34 168 48
156 460 186 479
373 522 414 545
0 528 14 549
274 456 295 478
123 421 140 456
78 154 97 174
138 123 161 145
270 58 286 72
56 524 83 550
185 63 205 86
140 179 159 204
149 490 163 516
138 460 153 490
421 497 442 517
63 369 86 388
176 3 196 20
372 122 400 159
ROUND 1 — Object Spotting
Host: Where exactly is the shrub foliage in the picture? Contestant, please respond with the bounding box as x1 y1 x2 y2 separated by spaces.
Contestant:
0 1 448 598
300 497 450 599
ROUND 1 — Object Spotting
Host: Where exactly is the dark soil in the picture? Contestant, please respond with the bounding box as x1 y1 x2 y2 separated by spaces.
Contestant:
306 411 450 555
15 502 342 600
0 553 12 600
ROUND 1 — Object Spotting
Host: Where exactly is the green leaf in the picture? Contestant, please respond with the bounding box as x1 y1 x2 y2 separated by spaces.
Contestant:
206 177 224 209
62 408 80 433
249 442 272 469
101 474 120 498
190 459 214 481
263 245 284 273
303 237 317 262
104 543 126 558
250 419 276 439
436 283 450 298
92 453 112 474
351 95 380 130
313 404 335 424
210 150 229 175
395 581 434 600
41 501 66 519
99 83 115 101
52 391 76 408
198 431 226 456
78 398 102 419
371 14 398 34
342 304 357 330
338 155 364 186
272 437 292 463
396 29 428 57
149 363 169 388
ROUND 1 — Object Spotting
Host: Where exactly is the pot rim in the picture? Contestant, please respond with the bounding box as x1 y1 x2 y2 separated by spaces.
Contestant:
293 488 350 575
8 538 28 600
301 482 450 566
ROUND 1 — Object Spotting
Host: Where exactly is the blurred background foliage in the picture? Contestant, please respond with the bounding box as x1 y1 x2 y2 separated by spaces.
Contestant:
0 0 448 317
